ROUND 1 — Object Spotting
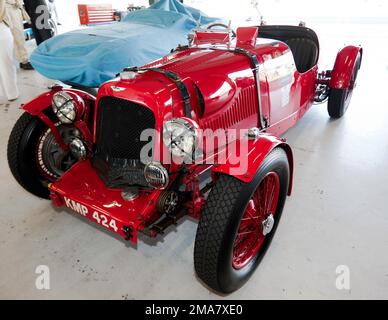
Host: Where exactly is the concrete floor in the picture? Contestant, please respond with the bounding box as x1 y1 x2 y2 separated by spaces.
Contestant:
0 23 387 299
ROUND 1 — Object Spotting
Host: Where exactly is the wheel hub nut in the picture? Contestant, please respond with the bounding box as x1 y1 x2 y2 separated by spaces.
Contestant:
69 138 87 160
262 214 275 236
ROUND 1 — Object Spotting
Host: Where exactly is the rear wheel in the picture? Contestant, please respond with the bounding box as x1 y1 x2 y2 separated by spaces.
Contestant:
7 112 79 198
194 148 289 293
328 53 361 118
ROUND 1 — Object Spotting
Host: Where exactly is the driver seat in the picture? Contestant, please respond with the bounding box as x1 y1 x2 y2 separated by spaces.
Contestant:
258 25 320 74
284 37 319 73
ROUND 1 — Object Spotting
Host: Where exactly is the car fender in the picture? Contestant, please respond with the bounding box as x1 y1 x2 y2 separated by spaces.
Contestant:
212 134 294 195
22 87 96 116
330 45 363 90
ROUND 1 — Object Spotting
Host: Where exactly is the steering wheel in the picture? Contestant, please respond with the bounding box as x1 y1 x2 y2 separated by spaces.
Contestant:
206 23 236 37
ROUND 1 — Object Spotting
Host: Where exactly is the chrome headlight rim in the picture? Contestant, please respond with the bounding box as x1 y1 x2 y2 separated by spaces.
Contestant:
162 117 199 159
52 91 77 124
144 161 169 190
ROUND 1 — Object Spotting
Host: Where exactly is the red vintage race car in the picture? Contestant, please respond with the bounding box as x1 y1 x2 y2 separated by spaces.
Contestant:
7 25 362 293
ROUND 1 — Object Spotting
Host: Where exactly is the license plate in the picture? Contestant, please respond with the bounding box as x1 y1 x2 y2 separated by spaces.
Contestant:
63 197 118 233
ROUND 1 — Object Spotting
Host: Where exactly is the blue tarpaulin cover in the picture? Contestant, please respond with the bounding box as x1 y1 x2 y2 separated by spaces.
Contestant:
30 0 222 87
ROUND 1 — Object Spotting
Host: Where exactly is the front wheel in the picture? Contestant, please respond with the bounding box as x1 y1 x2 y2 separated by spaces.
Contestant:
194 148 290 293
7 112 80 199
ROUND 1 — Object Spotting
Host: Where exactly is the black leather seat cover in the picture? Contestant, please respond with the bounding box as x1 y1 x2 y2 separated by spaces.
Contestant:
258 25 320 74
284 38 319 73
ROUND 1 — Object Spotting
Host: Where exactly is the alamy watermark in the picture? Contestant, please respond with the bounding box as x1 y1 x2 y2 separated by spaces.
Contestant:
335 265 350 290
35 5 51 30
140 128 251 176
35 265 50 290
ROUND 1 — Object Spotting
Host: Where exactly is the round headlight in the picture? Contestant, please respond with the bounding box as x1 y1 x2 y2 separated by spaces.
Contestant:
162 118 199 159
144 162 169 189
52 92 77 124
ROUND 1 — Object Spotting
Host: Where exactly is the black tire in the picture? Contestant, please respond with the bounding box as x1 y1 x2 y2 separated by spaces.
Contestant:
194 148 290 293
8 113 55 199
328 53 361 118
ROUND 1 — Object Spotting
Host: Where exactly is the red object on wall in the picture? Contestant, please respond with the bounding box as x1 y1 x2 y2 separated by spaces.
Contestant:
77 4 114 25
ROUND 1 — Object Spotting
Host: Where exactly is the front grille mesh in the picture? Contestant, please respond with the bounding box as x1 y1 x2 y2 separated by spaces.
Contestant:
93 97 156 188
96 97 155 160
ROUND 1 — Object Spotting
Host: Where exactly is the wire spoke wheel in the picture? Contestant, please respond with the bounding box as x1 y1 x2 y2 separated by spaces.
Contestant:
194 148 289 293
232 172 280 270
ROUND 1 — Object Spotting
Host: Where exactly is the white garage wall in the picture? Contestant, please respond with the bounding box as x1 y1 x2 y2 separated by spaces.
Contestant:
187 0 388 24
54 0 388 30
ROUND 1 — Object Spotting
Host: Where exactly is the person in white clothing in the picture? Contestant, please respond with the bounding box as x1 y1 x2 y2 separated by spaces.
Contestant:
0 0 19 101
47 0 60 25
5 0 34 70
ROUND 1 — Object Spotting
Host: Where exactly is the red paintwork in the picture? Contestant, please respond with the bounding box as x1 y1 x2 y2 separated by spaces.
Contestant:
212 134 294 195
236 27 259 48
193 30 230 46
21 26 360 243
232 171 280 269
22 87 96 116
330 45 363 89
37 112 69 151
50 160 163 244
22 87 96 153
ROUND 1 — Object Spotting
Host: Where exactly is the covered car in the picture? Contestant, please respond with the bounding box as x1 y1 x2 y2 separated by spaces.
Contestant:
30 0 223 87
